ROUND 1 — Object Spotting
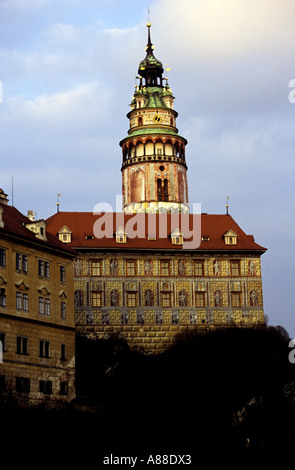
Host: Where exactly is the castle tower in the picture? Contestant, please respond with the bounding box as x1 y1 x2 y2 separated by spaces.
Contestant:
120 23 189 214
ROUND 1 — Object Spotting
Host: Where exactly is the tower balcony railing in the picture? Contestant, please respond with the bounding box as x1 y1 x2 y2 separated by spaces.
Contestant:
121 154 187 168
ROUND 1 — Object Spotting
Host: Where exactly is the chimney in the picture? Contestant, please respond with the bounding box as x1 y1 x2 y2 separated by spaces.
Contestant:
0 189 9 205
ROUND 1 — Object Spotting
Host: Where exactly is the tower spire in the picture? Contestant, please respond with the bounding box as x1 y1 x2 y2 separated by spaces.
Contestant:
147 19 152 50
120 25 189 214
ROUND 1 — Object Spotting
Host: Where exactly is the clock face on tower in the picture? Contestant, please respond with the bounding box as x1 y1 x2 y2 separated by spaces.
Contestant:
153 114 162 124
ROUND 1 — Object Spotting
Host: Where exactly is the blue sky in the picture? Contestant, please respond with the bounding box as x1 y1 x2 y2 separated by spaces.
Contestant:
1 0 295 337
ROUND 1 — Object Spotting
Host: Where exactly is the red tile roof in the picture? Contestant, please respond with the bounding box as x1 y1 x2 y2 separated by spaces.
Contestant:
0 202 75 256
46 211 266 253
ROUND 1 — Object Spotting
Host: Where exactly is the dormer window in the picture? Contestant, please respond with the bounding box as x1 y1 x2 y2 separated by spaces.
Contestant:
58 226 72 244
171 228 183 245
25 219 47 241
224 229 238 246
115 226 127 244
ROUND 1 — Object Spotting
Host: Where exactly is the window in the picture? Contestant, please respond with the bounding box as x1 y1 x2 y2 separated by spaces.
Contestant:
232 292 241 308
195 292 206 307
157 178 169 201
16 253 22 271
160 261 170 276
61 302 66 319
0 288 6 307
16 336 28 355
39 380 52 395
16 292 28 311
60 344 66 361
38 259 49 278
0 332 6 353
126 261 136 276
91 260 101 276
16 377 30 394
23 293 29 311
45 298 50 316
224 230 238 245
39 340 50 358
38 260 44 277
60 382 68 396
194 261 204 277
231 261 240 277
38 296 44 314
162 292 171 307
16 292 22 310
60 265 65 282
127 292 136 307
91 292 102 307
44 261 50 278
38 296 50 316
231 292 241 307
22 255 28 273
0 248 5 267
58 226 72 244
115 227 127 244
171 229 183 245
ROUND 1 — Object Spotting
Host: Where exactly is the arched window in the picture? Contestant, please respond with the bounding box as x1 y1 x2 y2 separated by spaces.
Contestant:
164 179 169 201
157 179 162 201
157 179 169 202
138 117 143 126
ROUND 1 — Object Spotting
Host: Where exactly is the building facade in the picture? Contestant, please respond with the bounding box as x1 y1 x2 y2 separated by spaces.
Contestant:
46 24 267 352
0 189 76 404
46 211 266 352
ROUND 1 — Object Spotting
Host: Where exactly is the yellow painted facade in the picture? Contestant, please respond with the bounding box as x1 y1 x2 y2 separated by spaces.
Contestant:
0 214 76 404
73 252 264 352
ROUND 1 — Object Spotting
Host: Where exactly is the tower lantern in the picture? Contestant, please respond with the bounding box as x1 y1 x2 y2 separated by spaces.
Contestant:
120 23 189 214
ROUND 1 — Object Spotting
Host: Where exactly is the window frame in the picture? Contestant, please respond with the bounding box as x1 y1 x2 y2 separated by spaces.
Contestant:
231 292 241 307
194 261 204 277
39 340 50 358
60 265 66 282
16 377 30 394
91 292 102 307
61 301 66 319
195 292 206 307
127 292 137 307
230 260 241 277
91 260 102 276
161 292 171 308
160 260 170 276
16 336 28 355
0 248 6 268
126 260 136 276
0 288 6 307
